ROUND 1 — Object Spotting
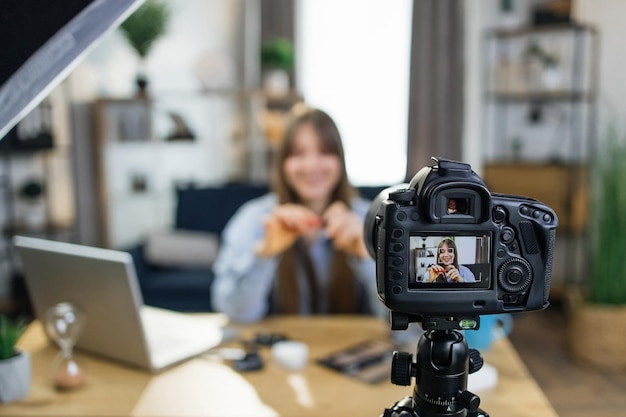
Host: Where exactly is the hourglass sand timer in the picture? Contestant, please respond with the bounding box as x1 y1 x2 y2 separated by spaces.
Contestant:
44 302 86 390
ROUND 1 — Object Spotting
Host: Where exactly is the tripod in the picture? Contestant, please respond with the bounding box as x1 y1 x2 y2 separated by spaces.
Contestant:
382 315 489 417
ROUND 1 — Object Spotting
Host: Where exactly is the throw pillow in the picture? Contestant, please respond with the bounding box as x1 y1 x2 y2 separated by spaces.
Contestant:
144 230 220 268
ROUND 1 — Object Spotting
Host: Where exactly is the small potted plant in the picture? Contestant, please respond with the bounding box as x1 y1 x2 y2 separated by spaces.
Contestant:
260 37 294 95
119 0 170 97
567 125 626 369
0 315 30 403
18 178 46 230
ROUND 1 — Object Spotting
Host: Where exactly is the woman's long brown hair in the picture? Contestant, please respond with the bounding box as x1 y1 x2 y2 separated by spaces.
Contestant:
271 108 360 314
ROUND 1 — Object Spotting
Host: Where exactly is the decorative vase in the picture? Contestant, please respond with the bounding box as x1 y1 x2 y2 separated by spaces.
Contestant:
0 351 31 403
22 201 47 231
135 73 149 99
263 69 290 96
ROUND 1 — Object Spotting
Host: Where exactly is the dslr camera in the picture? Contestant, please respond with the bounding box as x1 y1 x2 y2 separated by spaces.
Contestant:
365 157 558 325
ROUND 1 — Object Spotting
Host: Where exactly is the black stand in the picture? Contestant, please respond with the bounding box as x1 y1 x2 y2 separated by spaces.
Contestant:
382 315 489 417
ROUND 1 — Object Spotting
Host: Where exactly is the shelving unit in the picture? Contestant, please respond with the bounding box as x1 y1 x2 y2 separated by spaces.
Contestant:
484 23 598 162
412 242 438 282
0 100 74 313
482 23 598 286
92 91 303 248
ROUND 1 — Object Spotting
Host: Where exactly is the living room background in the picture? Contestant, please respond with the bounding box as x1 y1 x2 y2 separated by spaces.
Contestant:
2 0 626 308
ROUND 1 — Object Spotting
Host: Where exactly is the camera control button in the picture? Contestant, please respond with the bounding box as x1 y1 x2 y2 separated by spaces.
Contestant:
500 227 515 244
532 210 541 219
543 213 552 223
390 271 402 281
503 294 519 304
507 269 523 285
493 206 507 223
391 257 403 267
497 248 506 258
392 243 404 252
520 206 530 215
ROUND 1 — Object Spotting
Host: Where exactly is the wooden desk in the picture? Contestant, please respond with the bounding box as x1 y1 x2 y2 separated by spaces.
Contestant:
4 316 557 417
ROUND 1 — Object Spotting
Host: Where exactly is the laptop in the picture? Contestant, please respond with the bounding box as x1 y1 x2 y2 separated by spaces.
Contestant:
14 235 226 372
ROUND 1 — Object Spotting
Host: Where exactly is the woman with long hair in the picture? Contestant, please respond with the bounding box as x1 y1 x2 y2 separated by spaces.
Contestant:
211 108 380 322
425 238 476 283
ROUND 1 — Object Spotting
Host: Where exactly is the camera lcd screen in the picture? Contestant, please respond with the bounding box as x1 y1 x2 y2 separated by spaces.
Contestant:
409 234 491 288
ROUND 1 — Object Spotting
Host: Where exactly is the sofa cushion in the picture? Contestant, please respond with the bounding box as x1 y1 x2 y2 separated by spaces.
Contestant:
141 269 213 292
175 183 269 234
140 268 213 312
357 185 390 201
144 230 220 268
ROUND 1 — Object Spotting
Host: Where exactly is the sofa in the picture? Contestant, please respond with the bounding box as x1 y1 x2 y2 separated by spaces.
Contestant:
128 183 388 312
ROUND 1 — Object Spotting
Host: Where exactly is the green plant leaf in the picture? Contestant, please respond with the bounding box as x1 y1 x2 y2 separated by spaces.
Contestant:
120 0 170 58
0 315 27 360
590 125 626 304
261 38 294 71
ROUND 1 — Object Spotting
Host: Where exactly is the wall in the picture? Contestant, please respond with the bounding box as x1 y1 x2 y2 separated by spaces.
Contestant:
296 0 412 186
574 0 626 138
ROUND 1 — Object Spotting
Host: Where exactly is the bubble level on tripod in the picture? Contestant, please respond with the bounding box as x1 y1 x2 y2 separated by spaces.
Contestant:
459 319 478 329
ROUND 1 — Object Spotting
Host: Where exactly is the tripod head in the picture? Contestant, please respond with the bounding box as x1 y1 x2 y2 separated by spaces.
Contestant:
382 314 489 417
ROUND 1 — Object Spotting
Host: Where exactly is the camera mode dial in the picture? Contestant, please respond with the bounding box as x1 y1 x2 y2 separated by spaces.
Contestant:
498 257 532 293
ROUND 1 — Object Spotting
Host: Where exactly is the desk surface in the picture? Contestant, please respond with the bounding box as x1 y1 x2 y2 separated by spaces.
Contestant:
5 316 557 417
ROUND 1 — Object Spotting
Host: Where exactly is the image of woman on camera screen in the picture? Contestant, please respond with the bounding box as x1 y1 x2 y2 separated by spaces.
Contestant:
211 106 383 323
425 238 477 283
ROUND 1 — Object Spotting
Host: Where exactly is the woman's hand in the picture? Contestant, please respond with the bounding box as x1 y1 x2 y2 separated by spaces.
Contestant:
322 202 369 259
255 204 322 258
446 266 461 282
427 264 446 282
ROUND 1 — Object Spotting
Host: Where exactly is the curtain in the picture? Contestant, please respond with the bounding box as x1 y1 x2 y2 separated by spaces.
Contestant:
406 0 465 179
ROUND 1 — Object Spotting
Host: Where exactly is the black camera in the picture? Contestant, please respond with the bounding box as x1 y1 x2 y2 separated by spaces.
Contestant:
364 157 558 320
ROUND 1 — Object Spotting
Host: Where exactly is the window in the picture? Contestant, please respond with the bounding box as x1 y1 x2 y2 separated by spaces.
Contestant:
296 0 413 185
